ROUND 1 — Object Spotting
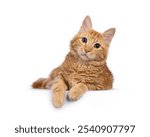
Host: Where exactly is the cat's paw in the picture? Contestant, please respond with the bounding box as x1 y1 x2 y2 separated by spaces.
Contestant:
67 89 82 101
52 92 65 108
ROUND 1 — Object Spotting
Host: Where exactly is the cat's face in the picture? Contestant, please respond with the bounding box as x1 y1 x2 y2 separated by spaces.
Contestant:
71 16 115 62
72 30 108 61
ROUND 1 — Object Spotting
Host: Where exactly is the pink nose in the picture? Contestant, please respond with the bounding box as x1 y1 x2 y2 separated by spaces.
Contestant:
85 46 92 53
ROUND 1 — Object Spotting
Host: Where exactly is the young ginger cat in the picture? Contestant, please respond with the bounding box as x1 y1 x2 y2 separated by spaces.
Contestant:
32 16 115 108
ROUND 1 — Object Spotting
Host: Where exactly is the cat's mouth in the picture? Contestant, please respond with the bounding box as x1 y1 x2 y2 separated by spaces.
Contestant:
80 53 90 60
77 47 92 61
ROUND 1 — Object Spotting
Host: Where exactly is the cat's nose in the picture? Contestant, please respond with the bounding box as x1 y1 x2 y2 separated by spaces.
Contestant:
85 46 92 53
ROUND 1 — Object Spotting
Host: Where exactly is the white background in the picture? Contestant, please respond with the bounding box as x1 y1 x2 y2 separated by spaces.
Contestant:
0 0 150 137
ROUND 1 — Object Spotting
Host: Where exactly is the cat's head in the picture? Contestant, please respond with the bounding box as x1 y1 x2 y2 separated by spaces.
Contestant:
70 16 115 63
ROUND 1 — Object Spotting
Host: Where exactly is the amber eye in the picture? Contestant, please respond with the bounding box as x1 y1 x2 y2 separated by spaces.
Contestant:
94 43 101 48
81 37 87 43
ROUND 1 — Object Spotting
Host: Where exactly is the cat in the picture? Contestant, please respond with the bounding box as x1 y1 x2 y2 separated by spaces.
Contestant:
32 16 116 108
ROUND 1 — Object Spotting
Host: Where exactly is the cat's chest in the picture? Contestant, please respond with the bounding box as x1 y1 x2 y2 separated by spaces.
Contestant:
71 63 91 75
64 63 100 87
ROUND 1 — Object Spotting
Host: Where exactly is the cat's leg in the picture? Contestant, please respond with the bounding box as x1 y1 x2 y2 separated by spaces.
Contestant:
52 78 68 108
67 83 88 101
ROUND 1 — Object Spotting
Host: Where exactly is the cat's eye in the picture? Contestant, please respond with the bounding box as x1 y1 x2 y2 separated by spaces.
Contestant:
94 43 101 49
81 37 87 43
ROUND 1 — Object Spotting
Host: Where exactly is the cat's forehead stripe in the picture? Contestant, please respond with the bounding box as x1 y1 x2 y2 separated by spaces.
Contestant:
89 31 102 40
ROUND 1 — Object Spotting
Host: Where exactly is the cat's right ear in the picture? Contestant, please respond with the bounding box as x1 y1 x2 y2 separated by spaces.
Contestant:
102 28 116 45
79 16 92 34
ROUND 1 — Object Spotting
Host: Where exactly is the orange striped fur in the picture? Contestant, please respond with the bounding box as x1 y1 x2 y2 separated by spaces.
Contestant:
32 16 116 108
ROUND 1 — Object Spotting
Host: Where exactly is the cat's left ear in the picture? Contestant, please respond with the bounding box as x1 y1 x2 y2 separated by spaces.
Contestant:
79 16 92 33
103 28 116 45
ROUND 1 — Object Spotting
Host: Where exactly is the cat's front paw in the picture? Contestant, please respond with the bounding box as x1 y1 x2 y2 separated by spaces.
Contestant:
67 89 82 101
52 92 65 108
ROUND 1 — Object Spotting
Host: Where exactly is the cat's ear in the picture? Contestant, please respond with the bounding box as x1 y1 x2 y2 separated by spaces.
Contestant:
103 28 116 45
79 16 92 33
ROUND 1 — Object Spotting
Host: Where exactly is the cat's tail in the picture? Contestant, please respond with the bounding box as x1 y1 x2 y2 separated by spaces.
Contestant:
32 67 60 89
32 78 52 89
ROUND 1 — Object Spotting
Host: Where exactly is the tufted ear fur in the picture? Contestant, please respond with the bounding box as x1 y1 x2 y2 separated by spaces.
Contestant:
103 28 116 45
79 16 92 33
